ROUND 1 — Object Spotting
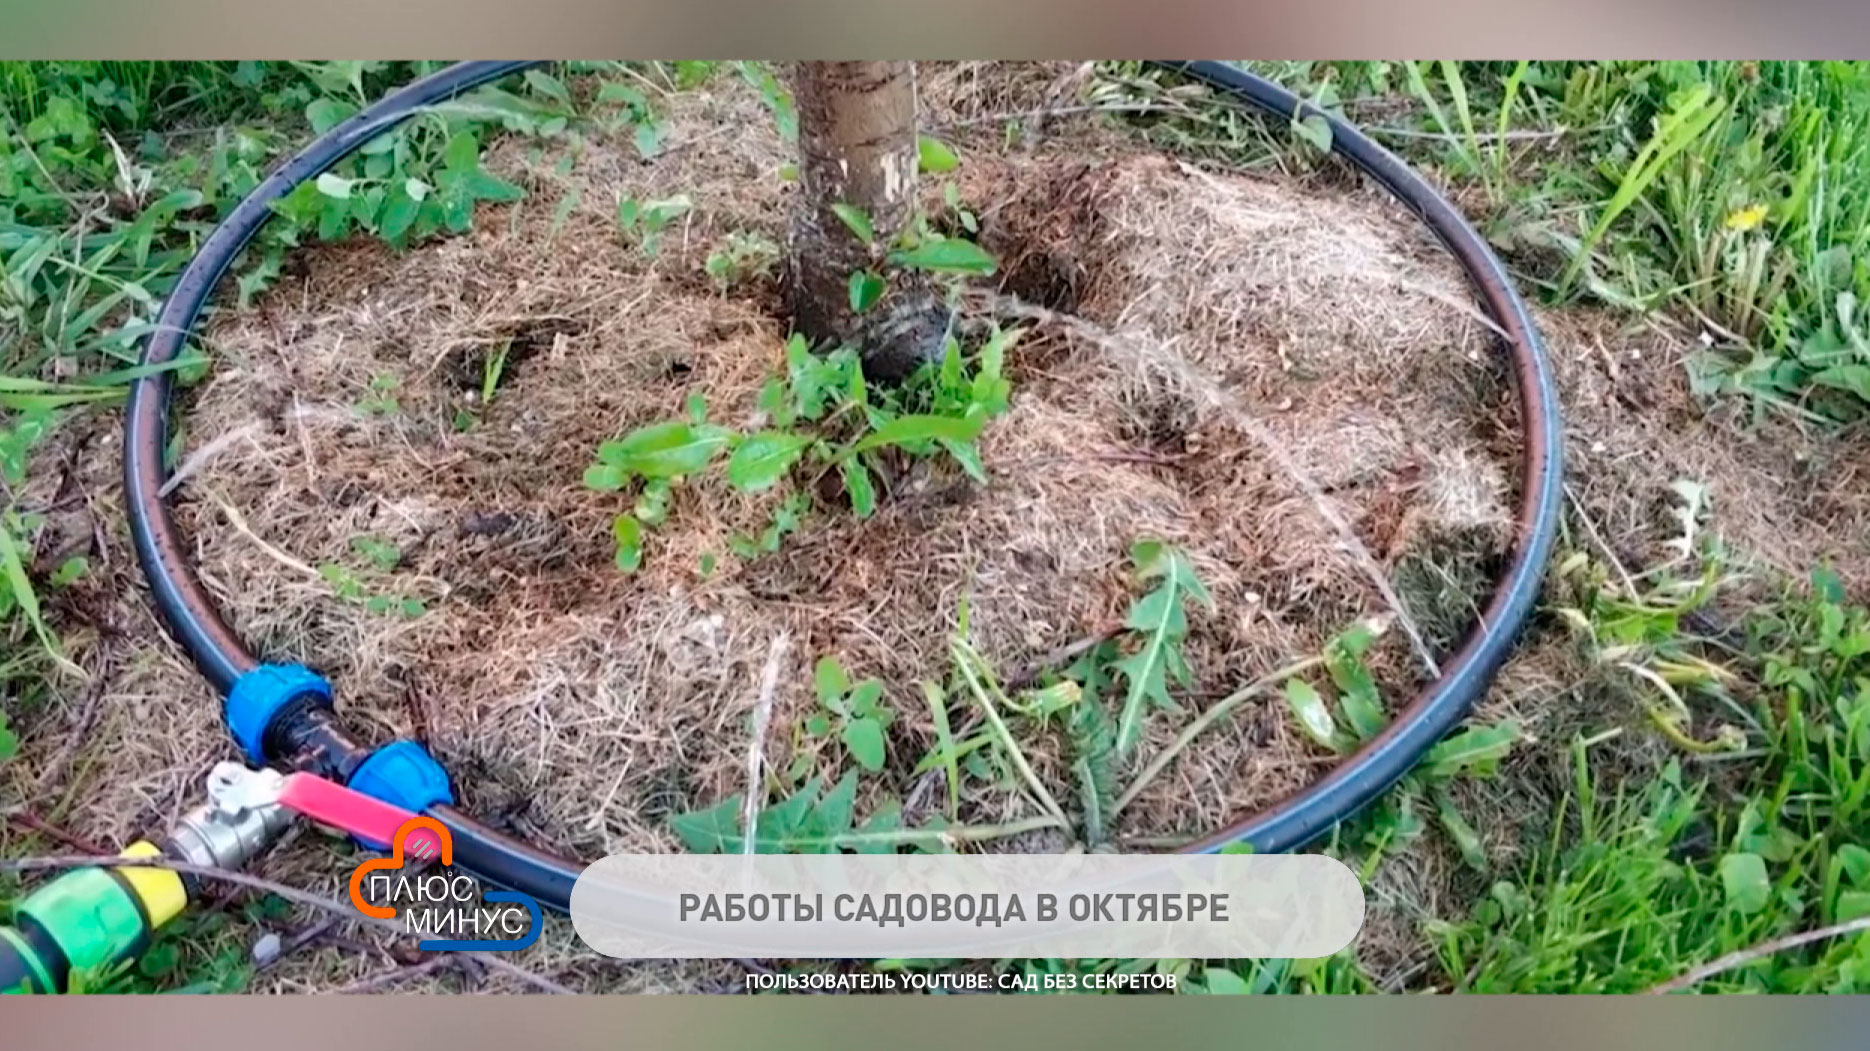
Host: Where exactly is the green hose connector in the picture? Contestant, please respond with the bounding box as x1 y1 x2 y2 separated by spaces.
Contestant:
1 842 185 994
2 764 299 994
0 923 61 995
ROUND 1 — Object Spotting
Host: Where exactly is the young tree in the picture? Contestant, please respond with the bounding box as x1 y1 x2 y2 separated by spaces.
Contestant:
785 61 944 383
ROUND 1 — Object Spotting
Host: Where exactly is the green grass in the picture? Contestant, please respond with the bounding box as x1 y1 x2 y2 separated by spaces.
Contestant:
8 59 1870 994
0 62 556 992
0 60 572 685
1237 62 1870 421
1428 566 1870 993
1108 61 1870 419
1177 547 1870 996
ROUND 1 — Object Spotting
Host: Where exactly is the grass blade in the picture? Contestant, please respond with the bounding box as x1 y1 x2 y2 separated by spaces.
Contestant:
1559 83 1726 294
1437 60 1480 175
1117 655 1326 819
920 681 961 820
1494 60 1530 180
950 638 1068 828
0 517 80 677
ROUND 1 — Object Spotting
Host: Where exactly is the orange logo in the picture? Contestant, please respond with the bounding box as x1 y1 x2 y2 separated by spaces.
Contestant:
348 816 451 919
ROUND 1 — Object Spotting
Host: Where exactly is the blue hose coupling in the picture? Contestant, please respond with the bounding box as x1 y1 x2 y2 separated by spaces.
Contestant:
347 740 455 846
225 664 333 764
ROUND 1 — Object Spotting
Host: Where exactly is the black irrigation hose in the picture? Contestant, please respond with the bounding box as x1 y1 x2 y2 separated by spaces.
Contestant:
123 60 581 907
1154 62 1564 854
123 60 1563 913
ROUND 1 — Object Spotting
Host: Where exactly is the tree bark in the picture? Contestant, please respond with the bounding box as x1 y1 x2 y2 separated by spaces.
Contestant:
786 61 940 383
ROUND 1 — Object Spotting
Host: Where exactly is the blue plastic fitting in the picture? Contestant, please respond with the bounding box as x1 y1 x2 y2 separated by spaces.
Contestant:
225 664 333 764
348 740 455 846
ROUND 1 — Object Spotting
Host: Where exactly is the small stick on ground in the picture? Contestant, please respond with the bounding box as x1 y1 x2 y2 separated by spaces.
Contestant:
1001 450 1190 474
159 422 262 498
336 954 459 994
292 394 319 486
256 917 342 974
210 491 321 580
1565 484 1640 597
1115 834 1199 849
1002 624 1121 692
6 812 109 856
741 631 792 855
1648 915 1870 994
0 854 575 995
1394 279 1508 339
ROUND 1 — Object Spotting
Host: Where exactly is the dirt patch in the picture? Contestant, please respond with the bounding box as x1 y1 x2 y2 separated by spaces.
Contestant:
1541 306 1870 594
17 62 1870 992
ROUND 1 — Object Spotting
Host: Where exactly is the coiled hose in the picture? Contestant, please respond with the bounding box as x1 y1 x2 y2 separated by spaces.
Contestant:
123 60 1563 912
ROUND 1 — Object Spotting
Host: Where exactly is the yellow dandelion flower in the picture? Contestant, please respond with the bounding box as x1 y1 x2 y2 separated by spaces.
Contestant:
1725 203 1769 232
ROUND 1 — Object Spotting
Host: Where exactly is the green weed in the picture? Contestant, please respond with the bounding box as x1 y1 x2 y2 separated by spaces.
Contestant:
355 372 401 416
808 655 895 773
703 230 780 289
585 327 1018 573
1111 539 1213 757
316 535 423 618
615 192 691 256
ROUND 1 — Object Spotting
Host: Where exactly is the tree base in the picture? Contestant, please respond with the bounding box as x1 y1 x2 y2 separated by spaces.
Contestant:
789 282 952 386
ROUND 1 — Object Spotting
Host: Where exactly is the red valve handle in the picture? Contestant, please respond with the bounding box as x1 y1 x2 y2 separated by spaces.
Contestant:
277 773 445 859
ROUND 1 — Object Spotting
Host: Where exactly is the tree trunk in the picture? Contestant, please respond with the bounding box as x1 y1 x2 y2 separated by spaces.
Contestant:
786 61 941 383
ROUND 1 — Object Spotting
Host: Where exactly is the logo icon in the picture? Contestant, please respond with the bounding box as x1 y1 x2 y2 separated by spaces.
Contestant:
348 816 542 951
